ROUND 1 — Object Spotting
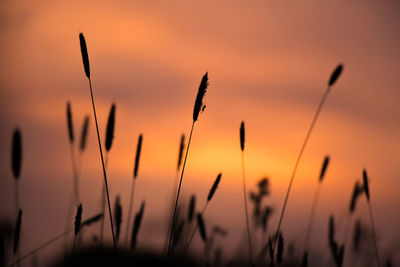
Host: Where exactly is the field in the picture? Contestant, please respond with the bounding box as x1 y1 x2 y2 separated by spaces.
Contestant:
1 1 400 267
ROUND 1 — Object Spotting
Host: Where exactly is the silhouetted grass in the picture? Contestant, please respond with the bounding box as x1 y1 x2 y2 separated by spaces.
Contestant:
79 32 116 247
239 121 253 264
64 113 90 251
272 64 344 258
165 134 186 252
66 102 80 205
167 72 209 256
363 169 380 267
328 215 344 267
13 213 103 266
11 129 22 213
125 134 143 247
114 196 122 244
131 201 145 251
11 129 22 266
100 103 116 245
185 173 222 252
303 156 330 253
74 204 82 248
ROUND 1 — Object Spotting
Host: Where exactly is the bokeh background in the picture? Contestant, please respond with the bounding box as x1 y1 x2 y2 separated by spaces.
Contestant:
1 0 400 266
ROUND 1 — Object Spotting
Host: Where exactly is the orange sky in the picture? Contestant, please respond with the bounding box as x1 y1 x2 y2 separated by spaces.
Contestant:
1 0 400 265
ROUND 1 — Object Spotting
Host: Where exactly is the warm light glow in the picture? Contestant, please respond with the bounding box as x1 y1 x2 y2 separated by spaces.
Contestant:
1 1 399 266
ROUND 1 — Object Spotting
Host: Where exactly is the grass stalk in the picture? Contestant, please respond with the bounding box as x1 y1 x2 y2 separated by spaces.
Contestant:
272 64 343 253
125 134 142 246
87 78 116 247
99 154 109 245
79 33 116 247
184 203 208 253
303 156 329 252
363 169 380 267
168 72 208 255
164 134 186 252
167 122 195 255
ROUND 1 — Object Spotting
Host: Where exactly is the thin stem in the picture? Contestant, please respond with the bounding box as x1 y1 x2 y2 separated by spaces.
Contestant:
125 179 136 246
368 202 381 267
11 229 71 266
87 78 116 247
241 151 253 264
167 122 195 256
99 155 109 246
164 171 180 253
272 87 331 252
303 183 321 252
184 203 208 253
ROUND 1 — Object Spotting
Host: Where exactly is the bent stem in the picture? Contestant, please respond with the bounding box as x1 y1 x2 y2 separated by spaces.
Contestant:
272 86 331 253
14 228 74 266
167 122 195 256
241 151 253 264
125 178 136 246
87 78 116 247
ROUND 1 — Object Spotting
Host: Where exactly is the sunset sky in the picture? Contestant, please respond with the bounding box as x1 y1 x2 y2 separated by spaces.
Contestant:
1 1 400 266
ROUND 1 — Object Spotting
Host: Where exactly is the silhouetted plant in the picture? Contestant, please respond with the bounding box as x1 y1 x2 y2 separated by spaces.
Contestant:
125 134 143 246
14 213 103 266
74 204 82 248
131 201 145 251
100 103 116 244
277 233 284 265
11 129 22 213
187 195 196 224
66 102 80 206
249 177 271 227
239 121 253 264
11 129 22 266
114 195 122 243
79 116 90 152
165 134 186 252
272 64 344 255
79 32 116 247
363 169 381 267
168 72 209 255
64 113 90 250
196 213 207 243
205 226 228 264
303 156 330 252
329 215 345 267
172 220 185 253
185 173 222 252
